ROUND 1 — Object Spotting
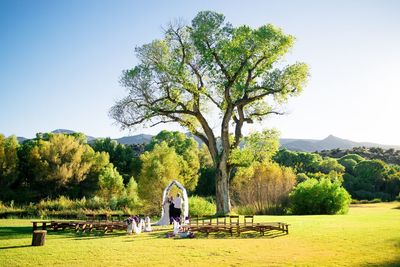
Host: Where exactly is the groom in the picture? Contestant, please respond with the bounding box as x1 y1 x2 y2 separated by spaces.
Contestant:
173 193 182 220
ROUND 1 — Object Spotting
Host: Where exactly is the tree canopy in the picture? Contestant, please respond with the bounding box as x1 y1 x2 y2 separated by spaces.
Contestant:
110 11 309 213
146 130 200 190
0 135 19 199
91 137 136 184
18 133 109 200
138 142 185 213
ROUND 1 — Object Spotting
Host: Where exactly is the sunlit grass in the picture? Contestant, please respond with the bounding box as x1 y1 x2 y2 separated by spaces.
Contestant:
1 203 399 266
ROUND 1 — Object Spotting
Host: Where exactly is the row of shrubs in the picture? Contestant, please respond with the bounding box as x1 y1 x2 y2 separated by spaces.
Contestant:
1 186 398 219
0 195 217 219
351 198 384 204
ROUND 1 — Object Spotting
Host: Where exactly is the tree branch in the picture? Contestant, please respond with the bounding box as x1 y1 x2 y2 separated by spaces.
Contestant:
149 120 177 127
233 105 245 148
205 40 231 81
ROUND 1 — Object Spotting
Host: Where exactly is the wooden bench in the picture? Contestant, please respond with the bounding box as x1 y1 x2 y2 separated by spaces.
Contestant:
255 222 290 235
182 215 289 237
31 220 53 231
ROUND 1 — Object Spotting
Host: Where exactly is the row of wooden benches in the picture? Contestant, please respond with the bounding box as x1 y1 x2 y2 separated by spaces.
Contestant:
32 220 128 233
31 213 144 233
84 213 142 222
182 215 289 236
31 215 289 236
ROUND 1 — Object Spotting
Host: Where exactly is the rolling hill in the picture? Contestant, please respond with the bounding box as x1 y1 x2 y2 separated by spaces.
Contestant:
15 129 400 151
280 134 400 152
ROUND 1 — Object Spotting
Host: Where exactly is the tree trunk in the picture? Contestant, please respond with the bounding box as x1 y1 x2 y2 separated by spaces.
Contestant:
214 103 233 215
215 158 231 214
32 230 46 246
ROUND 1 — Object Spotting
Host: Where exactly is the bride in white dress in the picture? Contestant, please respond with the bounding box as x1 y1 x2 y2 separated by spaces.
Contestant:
157 198 171 226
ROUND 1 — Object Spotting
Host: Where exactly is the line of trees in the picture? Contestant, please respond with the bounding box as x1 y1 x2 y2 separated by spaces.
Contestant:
275 149 400 201
0 131 209 214
2 129 398 216
0 133 126 203
319 147 400 165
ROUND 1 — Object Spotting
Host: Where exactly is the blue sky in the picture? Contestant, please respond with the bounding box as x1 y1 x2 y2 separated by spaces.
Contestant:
1 0 399 145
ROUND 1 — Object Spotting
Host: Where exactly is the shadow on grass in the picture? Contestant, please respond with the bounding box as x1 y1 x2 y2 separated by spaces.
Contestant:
0 245 31 250
0 226 33 239
134 229 288 240
361 237 400 267
1 225 288 243
187 230 288 240
361 255 400 267
0 225 130 241
123 230 169 242
70 232 128 240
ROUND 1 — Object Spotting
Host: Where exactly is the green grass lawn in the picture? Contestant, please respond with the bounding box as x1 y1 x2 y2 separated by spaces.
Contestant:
1 203 399 267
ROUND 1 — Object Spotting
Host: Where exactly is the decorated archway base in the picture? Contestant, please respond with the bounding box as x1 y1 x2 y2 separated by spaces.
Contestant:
157 180 189 225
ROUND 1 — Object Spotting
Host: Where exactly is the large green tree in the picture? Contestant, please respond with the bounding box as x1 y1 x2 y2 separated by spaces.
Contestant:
0 135 19 199
97 163 125 201
20 133 109 200
146 130 200 189
110 11 309 213
91 138 136 184
138 142 184 213
230 129 280 167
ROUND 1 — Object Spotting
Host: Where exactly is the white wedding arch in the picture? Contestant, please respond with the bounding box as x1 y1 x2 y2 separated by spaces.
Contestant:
159 180 189 224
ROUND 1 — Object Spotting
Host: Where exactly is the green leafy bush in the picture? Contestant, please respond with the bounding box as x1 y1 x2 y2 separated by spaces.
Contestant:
188 196 216 217
339 154 365 163
85 196 109 210
289 178 351 215
37 196 77 211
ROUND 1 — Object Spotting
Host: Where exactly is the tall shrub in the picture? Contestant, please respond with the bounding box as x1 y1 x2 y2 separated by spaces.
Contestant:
232 162 296 214
188 196 216 216
98 164 124 201
289 178 351 215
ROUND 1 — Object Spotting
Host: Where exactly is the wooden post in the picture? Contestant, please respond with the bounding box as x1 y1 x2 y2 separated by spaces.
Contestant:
32 230 47 246
32 222 37 231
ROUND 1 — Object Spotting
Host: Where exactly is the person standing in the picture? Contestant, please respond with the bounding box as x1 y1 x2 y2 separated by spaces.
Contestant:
173 193 182 220
168 196 175 224
157 196 171 226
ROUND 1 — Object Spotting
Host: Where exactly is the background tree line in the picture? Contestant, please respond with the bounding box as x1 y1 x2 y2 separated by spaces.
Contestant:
1 130 399 216
0 131 211 215
274 149 400 201
319 147 400 165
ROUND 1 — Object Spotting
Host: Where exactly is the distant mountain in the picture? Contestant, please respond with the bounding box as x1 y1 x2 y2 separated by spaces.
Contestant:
185 132 204 146
281 134 400 152
280 138 320 151
17 136 28 143
51 129 76 135
114 134 153 145
14 129 400 151
51 129 97 142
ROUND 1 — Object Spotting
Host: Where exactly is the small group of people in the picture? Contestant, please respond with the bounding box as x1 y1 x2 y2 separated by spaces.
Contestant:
167 193 182 223
158 193 182 225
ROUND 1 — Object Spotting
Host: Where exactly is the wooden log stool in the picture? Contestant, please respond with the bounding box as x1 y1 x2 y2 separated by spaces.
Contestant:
32 230 47 246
